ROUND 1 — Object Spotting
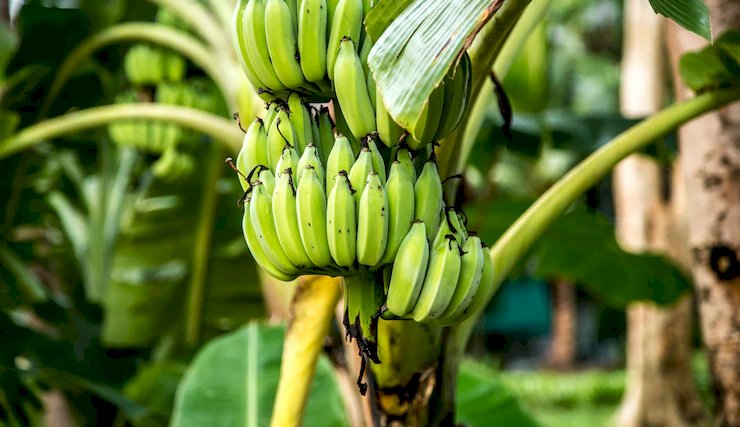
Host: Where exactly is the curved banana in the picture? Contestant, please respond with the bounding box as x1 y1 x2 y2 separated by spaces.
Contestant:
326 0 363 81
242 198 298 281
275 144 300 181
348 145 374 208
356 172 388 267
395 146 416 182
267 109 297 171
378 161 415 266
376 85 404 148
273 168 313 268
264 0 306 88
411 233 462 322
296 144 326 187
407 83 445 150
386 221 429 316
316 106 335 164
250 181 299 274
435 53 472 140
232 0 267 90
457 242 494 322
263 101 280 128
236 119 270 191
367 136 387 185
359 36 376 105
287 93 313 152
325 134 356 193
258 167 276 195
436 234 485 324
298 0 328 82
296 165 333 266
242 0 286 90
414 160 443 238
334 37 376 140
326 171 357 267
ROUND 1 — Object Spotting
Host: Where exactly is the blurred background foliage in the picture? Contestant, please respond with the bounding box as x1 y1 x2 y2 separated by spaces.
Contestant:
0 0 711 426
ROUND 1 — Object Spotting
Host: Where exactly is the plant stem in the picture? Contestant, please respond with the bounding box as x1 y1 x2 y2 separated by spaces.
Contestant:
184 143 223 347
0 103 243 159
451 87 740 351
41 23 225 116
146 0 230 53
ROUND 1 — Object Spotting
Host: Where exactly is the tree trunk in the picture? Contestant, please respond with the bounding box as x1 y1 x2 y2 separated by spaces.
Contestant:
547 279 576 370
667 4 740 425
613 0 706 425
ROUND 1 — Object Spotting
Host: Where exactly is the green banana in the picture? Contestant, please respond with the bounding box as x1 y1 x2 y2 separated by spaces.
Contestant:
326 170 357 267
242 0 286 90
375 85 404 148
326 0 363 81
298 0 328 83
367 136 387 185
263 101 280 128
411 232 462 322
325 134 355 194
296 144 326 187
232 0 267 90
326 0 340 35
348 145 374 208
275 144 300 181
378 161 415 265
287 93 313 152
359 36 375 104
386 221 428 316
250 181 299 274
356 172 388 267
236 119 269 190
258 167 276 194
435 53 472 140
267 109 297 171
436 234 485 323
296 165 333 266
394 146 416 182
272 168 313 268
334 38 376 140
408 83 445 150
242 198 298 281
414 160 443 238
457 242 494 322
316 106 335 164
264 0 306 88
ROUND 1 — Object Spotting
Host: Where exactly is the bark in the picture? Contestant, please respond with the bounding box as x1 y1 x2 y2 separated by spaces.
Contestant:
613 1 707 425
667 6 740 425
547 279 576 370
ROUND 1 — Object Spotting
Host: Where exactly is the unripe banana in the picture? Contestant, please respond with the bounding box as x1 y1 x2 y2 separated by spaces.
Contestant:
375 85 404 148
272 168 313 268
386 221 429 316
250 181 299 274
435 53 472 140
242 198 298 281
296 166 333 266
241 0 286 90
275 144 300 181
359 36 376 105
367 136 387 185
348 146 374 208
267 109 297 171
326 0 363 81
236 119 270 190
436 234 485 323
457 242 494 322
408 83 445 150
296 144 325 187
298 0 328 82
326 171 357 267
334 38 376 140
264 0 306 88
356 172 388 267
432 208 464 249
263 101 280 128
258 167 276 195
232 0 267 90
414 160 443 238
316 106 335 164
325 135 355 194
287 93 313 152
378 161 415 266
395 146 416 182
411 233 462 322
327 0 340 34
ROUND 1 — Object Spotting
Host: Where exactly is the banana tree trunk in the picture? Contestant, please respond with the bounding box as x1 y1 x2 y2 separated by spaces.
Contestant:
613 1 706 425
667 5 740 425
547 279 576 370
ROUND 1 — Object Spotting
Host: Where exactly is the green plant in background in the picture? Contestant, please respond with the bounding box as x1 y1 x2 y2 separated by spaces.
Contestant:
0 0 738 426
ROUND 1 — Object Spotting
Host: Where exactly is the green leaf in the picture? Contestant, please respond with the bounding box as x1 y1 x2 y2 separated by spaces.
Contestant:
368 0 499 131
648 0 710 40
171 323 349 427
456 360 541 427
123 362 188 427
365 0 414 42
0 111 20 142
0 244 48 305
0 21 18 81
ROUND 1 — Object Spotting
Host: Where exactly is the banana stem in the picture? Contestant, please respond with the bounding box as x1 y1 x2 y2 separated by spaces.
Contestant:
0 103 243 159
40 23 228 117
145 0 230 53
451 87 740 351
